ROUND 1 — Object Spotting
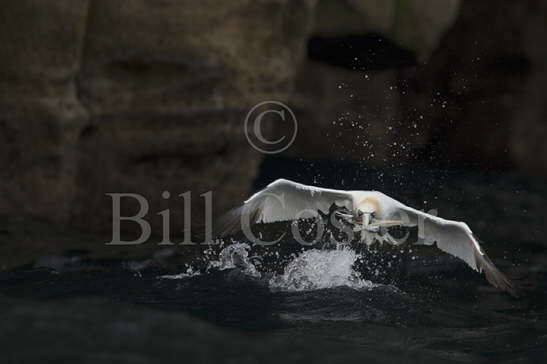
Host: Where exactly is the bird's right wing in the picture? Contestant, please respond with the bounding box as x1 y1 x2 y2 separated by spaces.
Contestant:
214 179 354 237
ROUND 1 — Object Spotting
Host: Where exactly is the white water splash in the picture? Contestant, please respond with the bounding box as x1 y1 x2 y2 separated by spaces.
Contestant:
161 265 201 280
269 248 377 292
160 244 377 292
206 243 261 278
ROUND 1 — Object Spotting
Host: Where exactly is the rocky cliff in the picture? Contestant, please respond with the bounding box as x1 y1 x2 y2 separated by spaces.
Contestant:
3 0 546 268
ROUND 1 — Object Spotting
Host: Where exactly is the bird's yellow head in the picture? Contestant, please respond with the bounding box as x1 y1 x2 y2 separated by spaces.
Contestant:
357 198 380 214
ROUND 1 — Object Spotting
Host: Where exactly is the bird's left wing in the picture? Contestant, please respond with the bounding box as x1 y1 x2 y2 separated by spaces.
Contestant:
383 199 515 295
214 179 354 237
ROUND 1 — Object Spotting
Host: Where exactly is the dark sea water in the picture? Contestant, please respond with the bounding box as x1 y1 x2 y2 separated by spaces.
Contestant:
1 254 546 364
1 159 547 363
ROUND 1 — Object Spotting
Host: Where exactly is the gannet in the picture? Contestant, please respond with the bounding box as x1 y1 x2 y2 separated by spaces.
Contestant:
214 178 515 295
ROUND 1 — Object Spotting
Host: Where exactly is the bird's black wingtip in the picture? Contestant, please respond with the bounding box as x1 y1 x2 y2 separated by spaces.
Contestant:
481 254 520 298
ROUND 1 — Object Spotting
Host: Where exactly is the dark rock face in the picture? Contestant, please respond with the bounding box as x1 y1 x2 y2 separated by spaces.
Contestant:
511 0 547 175
269 0 462 167
313 0 460 61
0 0 461 268
405 0 536 170
0 1 90 224
3 0 546 268
287 0 547 172
0 0 317 235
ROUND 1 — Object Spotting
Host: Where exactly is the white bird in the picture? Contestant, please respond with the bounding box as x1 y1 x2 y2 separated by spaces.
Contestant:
214 179 515 295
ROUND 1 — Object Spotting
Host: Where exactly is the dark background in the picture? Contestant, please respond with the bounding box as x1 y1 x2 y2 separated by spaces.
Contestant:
1 0 546 266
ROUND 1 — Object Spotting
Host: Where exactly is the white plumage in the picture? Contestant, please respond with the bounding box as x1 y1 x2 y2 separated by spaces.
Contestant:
216 178 515 295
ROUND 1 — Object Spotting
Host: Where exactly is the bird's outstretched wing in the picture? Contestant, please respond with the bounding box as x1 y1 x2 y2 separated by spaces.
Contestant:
214 179 354 237
388 203 516 295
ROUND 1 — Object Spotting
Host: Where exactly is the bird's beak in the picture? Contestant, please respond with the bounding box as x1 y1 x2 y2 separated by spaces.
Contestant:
334 211 354 222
